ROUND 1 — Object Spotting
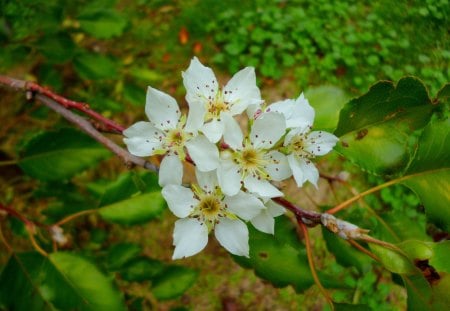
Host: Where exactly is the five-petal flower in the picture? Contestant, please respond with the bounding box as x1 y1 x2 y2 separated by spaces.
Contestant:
124 86 219 186
182 57 263 143
217 112 291 197
162 170 265 259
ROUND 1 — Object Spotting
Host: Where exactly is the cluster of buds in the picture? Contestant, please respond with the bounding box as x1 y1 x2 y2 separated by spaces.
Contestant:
124 57 338 259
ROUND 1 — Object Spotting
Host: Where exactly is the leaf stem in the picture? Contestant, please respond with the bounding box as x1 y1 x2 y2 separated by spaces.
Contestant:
54 209 98 226
299 221 334 310
325 171 438 214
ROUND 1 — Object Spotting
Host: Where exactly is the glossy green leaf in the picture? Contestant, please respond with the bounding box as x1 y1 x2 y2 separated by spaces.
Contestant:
151 266 198 301
402 117 450 231
234 217 344 292
78 9 127 39
18 128 111 181
74 52 118 80
98 191 165 225
119 257 165 282
305 85 348 131
0 252 126 311
335 77 435 175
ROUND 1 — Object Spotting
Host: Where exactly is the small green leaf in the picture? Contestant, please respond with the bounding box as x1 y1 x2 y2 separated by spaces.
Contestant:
74 52 118 80
98 191 165 225
369 244 416 274
78 9 127 39
18 128 111 181
37 33 76 64
151 266 198 301
106 243 142 271
0 252 126 311
119 257 165 282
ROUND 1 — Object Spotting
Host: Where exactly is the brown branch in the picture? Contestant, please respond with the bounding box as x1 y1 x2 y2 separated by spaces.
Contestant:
36 94 158 172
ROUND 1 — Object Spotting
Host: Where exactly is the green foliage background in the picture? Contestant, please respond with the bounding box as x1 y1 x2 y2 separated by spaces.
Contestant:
0 0 449 310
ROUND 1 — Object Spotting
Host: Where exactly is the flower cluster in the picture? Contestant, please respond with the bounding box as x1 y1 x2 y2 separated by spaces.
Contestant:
124 57 338 259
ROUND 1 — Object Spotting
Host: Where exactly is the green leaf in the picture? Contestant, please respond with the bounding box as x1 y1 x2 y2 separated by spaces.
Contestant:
402 117 450 231
0 252 126 311
429 241 450 273
18 128 111 181
305 85 348 131
78 9 127 39
98 191 165 225
335 77 435 175
37 33 76 64
74 52 118 80
369 244 416 274
106 242 142 271
119 257 165 282
151 266 198 301
123 82 145 106
234 217 344 292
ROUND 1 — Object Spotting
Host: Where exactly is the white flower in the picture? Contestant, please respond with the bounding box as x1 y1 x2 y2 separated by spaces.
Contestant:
162 170 265 259
182 57 263 143
124 86 219 186
250 199 285 235
284 126 338 188
217 112 291 198
264 93 315 129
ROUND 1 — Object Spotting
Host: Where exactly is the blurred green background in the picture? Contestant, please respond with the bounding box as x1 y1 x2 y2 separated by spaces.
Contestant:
1 0 448 310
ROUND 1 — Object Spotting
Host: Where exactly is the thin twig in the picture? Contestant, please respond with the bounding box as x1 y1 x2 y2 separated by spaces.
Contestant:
35 94 158 173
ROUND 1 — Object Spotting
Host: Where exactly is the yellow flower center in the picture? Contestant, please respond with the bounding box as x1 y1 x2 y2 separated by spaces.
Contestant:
198 195 222 218
234 145 270 180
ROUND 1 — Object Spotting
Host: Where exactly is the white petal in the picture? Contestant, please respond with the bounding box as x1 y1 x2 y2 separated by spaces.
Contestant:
162 185 198 218
287 154 319 188
224 67 263 115
292 93 315 128
182 57 218 105
244 176 283 198
215 218 249 257
266 200 285 217
201 118 224 143
305 131 339 156
222 112 243 150
250 210 275 234
159 154 183 187
224 191 265 221
250 112 286 149
217 158 242 196
185 135 219 171
173 218 208 259
267 94 315 129
264 150 292 181
195 169 218 193
185 100 206 133
145 87 180 130
123 121 163 156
